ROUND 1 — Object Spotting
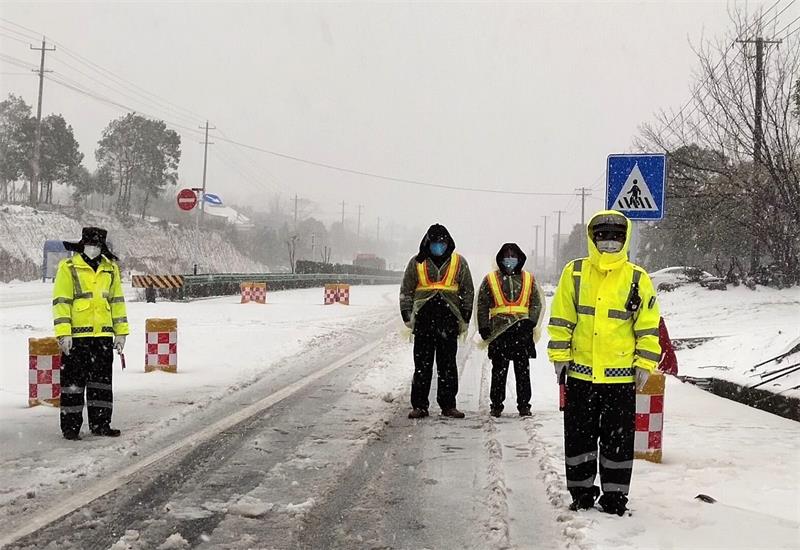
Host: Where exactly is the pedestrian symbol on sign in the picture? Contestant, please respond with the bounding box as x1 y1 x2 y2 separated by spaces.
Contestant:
612 163 658 211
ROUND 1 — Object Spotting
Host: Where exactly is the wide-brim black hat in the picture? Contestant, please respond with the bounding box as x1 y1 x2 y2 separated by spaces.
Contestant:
62 227 117 260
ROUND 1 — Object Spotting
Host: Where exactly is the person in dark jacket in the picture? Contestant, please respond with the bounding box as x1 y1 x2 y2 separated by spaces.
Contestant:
400 224 474 419
477 243 544 417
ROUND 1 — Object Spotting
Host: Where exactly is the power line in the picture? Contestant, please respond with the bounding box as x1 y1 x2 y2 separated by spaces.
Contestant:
0 17 41 38
0 53 37 70
212 134 575 196
0 31 30 45
0 23 40 40
1 17 207 125
6 18 574 198
49 53 200 128
774 13 800 35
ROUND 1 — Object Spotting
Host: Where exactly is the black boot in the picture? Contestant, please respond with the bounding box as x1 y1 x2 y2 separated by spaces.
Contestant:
490 405 503 418
91 425 121 437
518 406 532 417
598 492 628 516
441 408 465 418
63 431 82 441
408 408 429 419
569 486 600 511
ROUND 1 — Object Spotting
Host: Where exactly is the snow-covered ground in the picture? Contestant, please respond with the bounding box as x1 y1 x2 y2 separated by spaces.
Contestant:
1 280 798 549
0 282 397 521
659 284 800 397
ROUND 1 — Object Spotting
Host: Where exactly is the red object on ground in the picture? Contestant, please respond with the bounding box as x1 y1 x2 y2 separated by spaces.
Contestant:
657 317 678 376
176 188 197 211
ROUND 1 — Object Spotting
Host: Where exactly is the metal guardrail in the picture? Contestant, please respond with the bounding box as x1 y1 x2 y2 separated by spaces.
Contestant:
139 272 402 300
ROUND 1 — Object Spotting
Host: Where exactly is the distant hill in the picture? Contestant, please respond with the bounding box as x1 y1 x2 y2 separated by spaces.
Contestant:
0 204 266 282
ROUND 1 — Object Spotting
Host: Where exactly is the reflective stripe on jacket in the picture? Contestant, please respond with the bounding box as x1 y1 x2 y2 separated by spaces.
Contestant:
477 270 544 344
488 270 533 318
416 253 461 292
52 254 130 338
547 210 661 384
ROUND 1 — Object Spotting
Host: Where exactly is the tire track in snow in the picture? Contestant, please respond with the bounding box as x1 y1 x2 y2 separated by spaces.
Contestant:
477 350 512 549
521 414 593 549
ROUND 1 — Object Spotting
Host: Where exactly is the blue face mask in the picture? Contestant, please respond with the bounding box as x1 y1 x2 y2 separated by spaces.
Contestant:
429 242 447 257
502 257 519 271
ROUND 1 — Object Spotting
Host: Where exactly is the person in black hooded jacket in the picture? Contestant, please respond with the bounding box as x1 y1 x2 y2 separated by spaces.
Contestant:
477 243 544 417
399 224 474 419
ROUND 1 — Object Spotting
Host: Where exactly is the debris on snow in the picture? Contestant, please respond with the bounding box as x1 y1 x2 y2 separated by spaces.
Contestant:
284 498 315 516
229 496 273 518
157 533 190 549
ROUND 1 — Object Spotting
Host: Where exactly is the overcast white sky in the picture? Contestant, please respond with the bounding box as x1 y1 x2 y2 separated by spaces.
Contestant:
1 1 793 260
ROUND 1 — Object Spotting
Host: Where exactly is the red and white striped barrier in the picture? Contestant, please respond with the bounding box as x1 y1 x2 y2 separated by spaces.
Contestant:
635 371 665 463
324 284 350 305
145 318 178 373
240 282 267 304
29 337 61 407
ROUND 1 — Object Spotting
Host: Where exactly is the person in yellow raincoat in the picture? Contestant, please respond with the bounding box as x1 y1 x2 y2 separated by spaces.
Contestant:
53 227 129 440
547 210 660 516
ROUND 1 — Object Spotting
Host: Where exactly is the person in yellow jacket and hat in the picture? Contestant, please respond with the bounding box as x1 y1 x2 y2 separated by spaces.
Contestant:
53 227 129 440
547 210 660 516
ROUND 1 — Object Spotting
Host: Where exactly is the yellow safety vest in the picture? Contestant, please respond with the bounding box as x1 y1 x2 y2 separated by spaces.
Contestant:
52 255 130 339
487 270 533 318
416 253 461 292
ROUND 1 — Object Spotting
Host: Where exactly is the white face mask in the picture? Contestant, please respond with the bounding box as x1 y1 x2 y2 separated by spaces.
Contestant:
596 240 623 253
83 245 102 259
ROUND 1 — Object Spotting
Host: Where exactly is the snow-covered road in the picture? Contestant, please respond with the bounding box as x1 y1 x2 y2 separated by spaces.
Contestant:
1 281 799 549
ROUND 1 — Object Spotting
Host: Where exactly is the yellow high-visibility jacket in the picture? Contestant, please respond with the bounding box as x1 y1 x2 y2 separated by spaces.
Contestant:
52 254 129 339
547 210 661 384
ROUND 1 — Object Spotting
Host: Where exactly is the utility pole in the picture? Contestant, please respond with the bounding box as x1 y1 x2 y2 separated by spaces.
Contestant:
357 204 363 242
533 224 541 270
575 187 592 230
736 35 780 271
198 120 215 226
542 215 548 281
553 210 566 273
29 38 55 205
311 232 316 261
341 201 346 226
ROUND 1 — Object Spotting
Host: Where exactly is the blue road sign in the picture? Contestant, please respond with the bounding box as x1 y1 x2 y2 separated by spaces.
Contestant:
606 154 666 220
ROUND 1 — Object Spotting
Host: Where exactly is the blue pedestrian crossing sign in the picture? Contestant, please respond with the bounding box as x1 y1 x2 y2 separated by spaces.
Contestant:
606 154 666 220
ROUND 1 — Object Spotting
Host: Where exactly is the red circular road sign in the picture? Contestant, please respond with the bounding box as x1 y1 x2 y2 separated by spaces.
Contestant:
176 188 198 211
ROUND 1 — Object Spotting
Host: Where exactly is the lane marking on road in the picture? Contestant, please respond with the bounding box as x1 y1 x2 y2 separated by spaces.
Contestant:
0 338 385 549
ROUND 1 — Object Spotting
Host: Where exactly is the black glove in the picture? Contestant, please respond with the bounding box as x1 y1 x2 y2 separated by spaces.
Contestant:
479 327 491 341
401 310 411 323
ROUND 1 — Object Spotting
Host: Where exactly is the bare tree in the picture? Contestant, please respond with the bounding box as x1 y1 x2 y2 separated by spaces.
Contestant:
286 234 298 274
640 9 800 283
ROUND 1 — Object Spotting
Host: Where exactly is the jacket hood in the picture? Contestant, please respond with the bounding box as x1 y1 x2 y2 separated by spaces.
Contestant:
586 210 630 271
416 223 455 263
495 242 527 274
